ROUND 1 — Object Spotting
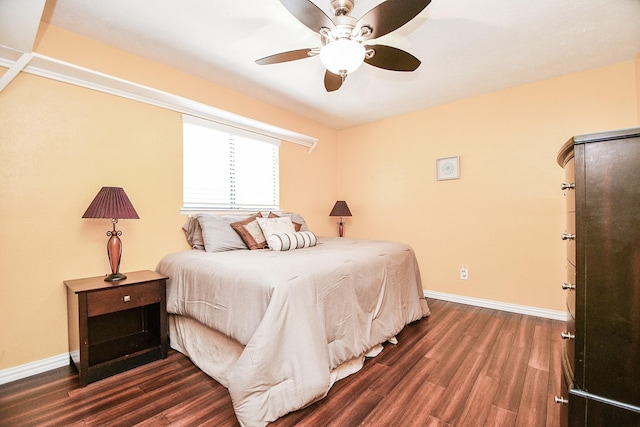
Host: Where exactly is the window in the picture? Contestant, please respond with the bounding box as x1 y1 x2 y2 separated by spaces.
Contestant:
182 115 280 211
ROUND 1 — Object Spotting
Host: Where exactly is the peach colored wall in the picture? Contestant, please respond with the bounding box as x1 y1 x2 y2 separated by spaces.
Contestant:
0 25 337 370
636 55 640 123
336 60 638 312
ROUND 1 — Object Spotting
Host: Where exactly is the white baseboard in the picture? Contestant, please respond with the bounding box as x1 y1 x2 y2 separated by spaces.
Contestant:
0 353 70 386
424 290 567 321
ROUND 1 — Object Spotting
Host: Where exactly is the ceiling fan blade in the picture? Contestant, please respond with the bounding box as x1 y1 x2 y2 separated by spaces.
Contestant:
358 0 431 39
279 0 336 32
324 70 343 92
256 48 315 65
364 44 421 71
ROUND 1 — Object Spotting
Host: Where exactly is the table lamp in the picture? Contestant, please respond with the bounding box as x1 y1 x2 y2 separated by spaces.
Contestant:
329 200 352 237
82 187 139 282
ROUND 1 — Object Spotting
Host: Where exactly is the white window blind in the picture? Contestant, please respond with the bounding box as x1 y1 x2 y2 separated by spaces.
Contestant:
183 115 280 211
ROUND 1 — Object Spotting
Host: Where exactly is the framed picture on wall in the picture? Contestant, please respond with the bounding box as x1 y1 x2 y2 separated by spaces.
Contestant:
436 156 460 180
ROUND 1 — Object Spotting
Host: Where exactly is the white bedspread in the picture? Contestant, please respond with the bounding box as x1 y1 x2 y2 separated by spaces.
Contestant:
157 237 429 426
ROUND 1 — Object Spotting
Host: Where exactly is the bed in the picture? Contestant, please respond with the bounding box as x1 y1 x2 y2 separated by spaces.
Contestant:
156 213 430 426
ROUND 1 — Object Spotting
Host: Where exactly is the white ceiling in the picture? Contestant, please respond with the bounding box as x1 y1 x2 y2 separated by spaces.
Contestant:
40 0 640 129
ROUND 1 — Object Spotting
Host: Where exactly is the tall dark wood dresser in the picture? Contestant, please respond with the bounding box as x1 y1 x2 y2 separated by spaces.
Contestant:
556 127 640 426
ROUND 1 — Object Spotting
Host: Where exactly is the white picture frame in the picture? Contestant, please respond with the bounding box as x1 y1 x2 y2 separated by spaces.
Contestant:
436 156 460 180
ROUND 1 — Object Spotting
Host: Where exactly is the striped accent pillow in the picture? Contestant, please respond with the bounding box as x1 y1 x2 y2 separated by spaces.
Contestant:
267 231 317 251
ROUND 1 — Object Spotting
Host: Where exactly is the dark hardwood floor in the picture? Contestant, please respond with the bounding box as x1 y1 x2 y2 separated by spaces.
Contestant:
0 299 564 426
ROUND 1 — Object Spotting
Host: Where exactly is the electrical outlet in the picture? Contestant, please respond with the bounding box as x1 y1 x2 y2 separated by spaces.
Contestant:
460 266 469 280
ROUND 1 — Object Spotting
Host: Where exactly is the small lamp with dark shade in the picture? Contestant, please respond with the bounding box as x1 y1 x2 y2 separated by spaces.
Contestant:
82 187 139 282
329 200 352 237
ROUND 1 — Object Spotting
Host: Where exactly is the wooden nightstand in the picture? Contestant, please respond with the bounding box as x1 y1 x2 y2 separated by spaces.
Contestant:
64 270 169 386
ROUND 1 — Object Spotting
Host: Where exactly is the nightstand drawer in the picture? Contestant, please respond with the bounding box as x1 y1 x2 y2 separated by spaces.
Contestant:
87 281 162 317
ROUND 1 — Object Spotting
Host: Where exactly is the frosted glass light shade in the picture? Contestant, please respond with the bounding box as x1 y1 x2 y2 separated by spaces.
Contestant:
320 39 366 75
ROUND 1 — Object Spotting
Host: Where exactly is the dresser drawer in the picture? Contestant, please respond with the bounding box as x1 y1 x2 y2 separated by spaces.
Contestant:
565 263 576 320
565 212 576 267
563 316 575 374
559 357 571 427
564 157 575 213
566 300 575 321
87 281 162 317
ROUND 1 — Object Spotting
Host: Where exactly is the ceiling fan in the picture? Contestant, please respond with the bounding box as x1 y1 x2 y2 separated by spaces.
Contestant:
256 0 432 92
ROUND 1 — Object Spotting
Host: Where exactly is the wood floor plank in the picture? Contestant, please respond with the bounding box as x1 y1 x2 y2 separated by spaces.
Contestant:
14 386 145 426
161 385 233 425
514 315 537 348
546 328 563 427
425 305 481 362
485 405 518 427
83 371 211 426
430 350 487 425
0 299 565 427
472 311 507 355
272 363 391 426
515 367 550 427
359 356 440 425
0 383 73 417
528 318 552 371
426 334 475 388
0 364 75 398
395 380 446 426
322 389 383 426
423 415 453 427
461 307 495 339
133 413 171 426
482 312 522 379
456 374 500 427
492 345 530 412
67 356 186 398
0 367 77 413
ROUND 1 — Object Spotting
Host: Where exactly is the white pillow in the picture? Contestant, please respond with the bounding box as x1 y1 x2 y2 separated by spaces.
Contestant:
268 231 317 251
256 216 296 240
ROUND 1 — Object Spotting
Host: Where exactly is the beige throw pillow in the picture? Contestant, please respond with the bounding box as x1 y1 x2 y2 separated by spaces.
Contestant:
256 216 296 242
230 213 266 250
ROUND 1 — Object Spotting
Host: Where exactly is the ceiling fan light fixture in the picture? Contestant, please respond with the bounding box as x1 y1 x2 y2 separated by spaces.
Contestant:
320 39 366 76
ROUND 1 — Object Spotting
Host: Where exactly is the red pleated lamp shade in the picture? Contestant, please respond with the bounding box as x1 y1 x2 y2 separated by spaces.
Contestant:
82 187 139 220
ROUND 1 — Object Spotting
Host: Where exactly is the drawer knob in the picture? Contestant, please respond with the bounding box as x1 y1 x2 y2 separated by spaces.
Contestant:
560 183 575 190
554 396 568 405
123 295 131 302
560 331 575 340
561 233 575 241
561 282 576 290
